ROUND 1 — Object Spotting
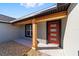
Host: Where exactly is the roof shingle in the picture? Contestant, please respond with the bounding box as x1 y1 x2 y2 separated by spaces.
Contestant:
0 14 16 23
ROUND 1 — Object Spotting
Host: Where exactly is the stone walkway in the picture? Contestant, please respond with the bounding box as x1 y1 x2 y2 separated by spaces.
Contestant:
0 41 31 56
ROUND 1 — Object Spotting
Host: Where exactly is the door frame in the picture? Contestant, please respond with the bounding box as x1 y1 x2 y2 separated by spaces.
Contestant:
46 20 61 47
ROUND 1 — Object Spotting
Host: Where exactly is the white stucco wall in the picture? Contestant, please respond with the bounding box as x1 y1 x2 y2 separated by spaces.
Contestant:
63 3 79 56
0 23 21 43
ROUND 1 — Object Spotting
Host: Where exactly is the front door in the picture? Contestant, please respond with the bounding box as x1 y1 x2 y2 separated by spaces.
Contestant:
47 20 61 44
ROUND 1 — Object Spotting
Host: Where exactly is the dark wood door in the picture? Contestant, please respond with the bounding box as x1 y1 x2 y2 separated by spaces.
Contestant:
47 20 61 44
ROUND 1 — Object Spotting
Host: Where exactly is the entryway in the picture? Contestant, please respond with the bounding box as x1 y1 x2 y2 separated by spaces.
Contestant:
47 20 61 47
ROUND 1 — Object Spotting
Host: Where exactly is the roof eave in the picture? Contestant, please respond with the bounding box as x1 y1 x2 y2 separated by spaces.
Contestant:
10 4 57 23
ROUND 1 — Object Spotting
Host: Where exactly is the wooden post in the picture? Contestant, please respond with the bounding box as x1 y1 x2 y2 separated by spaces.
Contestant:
32 19 38 50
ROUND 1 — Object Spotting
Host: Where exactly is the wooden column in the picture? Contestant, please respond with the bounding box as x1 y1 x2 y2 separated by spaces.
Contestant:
32 19 38 50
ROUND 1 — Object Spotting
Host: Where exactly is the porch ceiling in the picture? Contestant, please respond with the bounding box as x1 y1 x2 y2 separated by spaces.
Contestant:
13 11 67 25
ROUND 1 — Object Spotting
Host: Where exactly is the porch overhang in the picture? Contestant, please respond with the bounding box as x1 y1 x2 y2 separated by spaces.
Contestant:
35 11 67 23
11 3 70 50
12 11 67 50
13 11 67 25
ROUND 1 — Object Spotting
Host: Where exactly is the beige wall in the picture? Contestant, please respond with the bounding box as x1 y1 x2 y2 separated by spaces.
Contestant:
0 23 21 43
37 22 47 44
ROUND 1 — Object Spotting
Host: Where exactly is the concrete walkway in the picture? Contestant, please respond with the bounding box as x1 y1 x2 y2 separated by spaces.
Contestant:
15 39 64 56
38 43 64 56
14 39 32 48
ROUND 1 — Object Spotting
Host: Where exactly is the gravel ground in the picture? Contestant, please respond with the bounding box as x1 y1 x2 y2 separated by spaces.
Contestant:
0 41 31 56
0 40 49 56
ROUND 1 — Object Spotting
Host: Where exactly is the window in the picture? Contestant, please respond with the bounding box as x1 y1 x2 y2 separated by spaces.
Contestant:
25 24 32 37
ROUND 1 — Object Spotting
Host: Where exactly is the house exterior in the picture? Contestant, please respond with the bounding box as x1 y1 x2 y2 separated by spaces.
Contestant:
0 3 79 56
0 14 21 43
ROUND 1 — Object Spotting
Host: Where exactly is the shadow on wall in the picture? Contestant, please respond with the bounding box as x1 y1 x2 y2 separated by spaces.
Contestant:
61 17 68 49
68 3 77 14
